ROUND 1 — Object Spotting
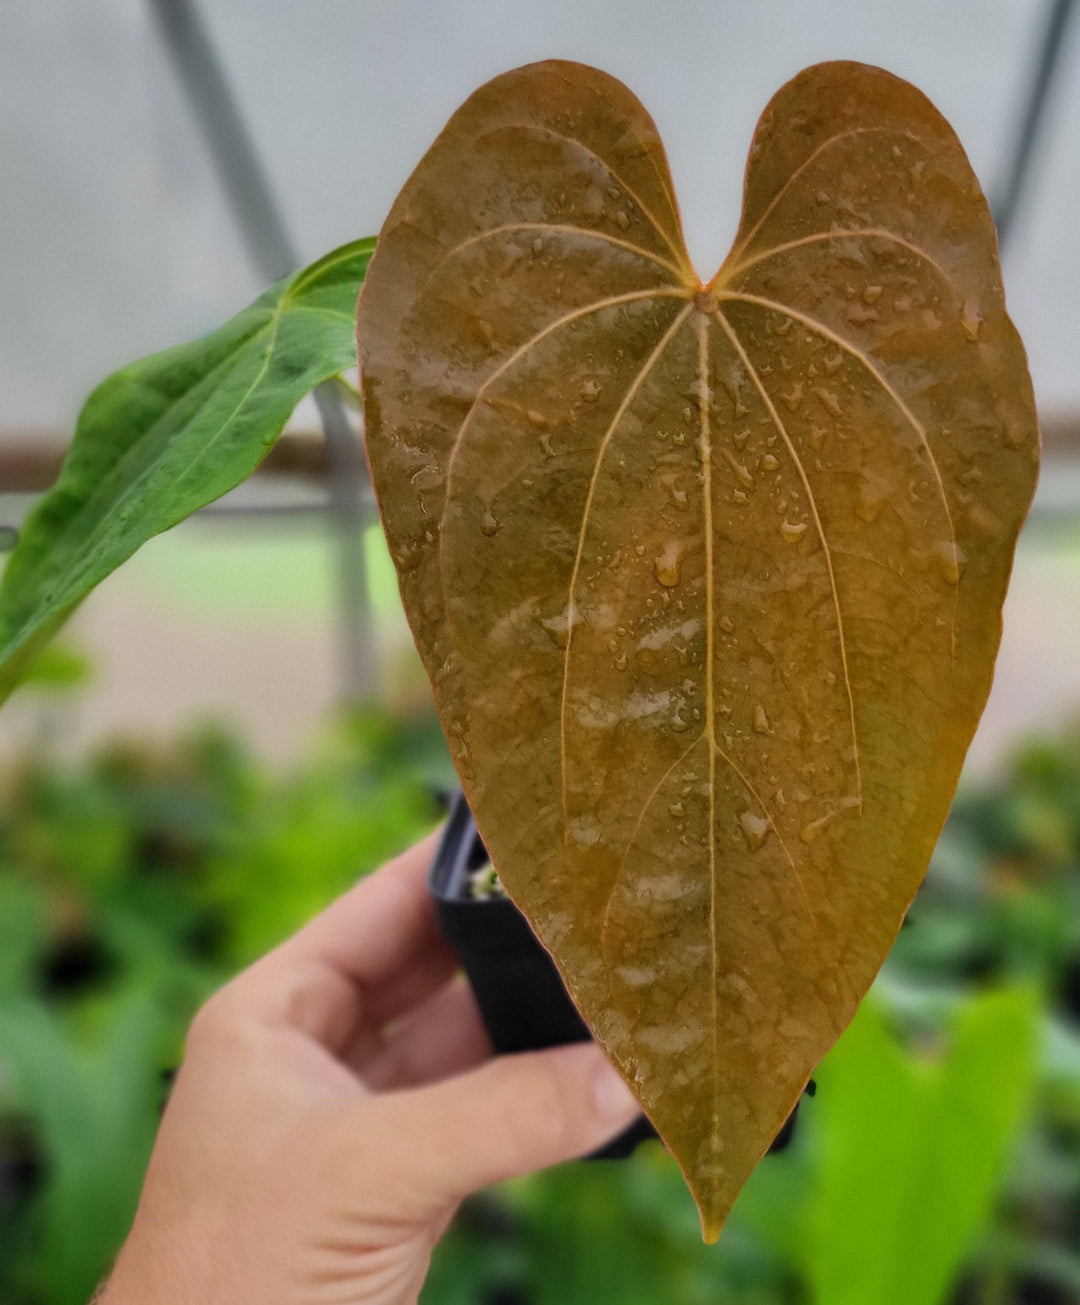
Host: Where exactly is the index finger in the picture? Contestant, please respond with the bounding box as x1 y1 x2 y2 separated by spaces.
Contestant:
219 827 454 1045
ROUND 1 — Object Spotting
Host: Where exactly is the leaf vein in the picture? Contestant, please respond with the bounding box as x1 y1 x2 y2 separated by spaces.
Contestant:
697 313 721 1162
725 126 916 268
424 222 686 285
720 289 958 671
559 301 695 817
712 306 864 810
490 121 692 274
58 309 286 604
724 227 958 293
442 288 689 503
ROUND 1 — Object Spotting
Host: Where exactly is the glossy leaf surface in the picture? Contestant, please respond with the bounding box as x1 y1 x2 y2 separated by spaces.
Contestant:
358 60 1039 1236
0 239 375 703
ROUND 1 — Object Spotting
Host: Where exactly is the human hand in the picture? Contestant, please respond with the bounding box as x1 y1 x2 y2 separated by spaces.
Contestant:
100 830 640 1305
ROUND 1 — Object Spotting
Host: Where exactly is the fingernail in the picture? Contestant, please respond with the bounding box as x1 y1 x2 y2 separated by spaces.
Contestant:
591 1058 639 1123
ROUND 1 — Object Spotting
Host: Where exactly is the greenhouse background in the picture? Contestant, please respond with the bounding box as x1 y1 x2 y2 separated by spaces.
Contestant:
2 1 1080 1302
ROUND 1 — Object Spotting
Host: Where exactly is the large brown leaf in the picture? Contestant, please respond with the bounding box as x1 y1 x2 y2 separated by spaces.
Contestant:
357 59 1039 1237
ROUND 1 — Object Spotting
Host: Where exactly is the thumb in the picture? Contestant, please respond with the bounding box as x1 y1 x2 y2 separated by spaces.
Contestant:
362 1042 642 1207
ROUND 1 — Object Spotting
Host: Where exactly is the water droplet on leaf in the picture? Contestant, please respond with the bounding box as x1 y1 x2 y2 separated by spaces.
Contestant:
857 481 887 523
930 539 966 584
723 450 754 489
541 609 573 648
813 387 842 418
411 464 443 491
739 811 770 850
800 812 832 843
654 541 684 587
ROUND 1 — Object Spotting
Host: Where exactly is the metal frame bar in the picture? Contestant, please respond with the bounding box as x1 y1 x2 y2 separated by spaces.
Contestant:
147 0 376 700
994 0 1077 247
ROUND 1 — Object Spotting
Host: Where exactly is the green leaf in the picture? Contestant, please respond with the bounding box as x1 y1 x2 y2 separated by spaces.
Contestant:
0 238 374 703
0 995 166 1305
805 988 1039 1305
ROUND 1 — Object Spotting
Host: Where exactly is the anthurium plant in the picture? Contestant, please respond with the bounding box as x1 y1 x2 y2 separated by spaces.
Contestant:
0 60 1039 1238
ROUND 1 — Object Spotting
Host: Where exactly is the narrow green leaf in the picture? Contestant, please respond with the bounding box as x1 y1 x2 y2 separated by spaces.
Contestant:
806 989 1039 1305
0 238 374 703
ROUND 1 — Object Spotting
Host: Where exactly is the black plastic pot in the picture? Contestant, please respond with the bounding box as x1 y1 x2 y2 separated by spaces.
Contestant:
429 790 811 1159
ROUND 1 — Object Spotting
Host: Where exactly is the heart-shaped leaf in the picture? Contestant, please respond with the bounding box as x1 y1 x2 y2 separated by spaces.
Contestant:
357 60 1038 1237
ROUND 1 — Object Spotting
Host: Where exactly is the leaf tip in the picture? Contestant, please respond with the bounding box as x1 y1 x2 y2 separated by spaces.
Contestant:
700 1207 727 1246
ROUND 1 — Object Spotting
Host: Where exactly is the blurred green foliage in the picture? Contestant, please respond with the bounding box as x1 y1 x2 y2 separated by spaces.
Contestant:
2 692 1080 1304
807 990 1038 1305
0 700 444 1305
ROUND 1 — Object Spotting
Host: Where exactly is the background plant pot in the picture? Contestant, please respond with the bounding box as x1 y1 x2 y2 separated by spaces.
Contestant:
429 791 810 1160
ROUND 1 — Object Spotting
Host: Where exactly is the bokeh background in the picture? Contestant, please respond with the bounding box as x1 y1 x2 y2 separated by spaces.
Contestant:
2 2 1079 1302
